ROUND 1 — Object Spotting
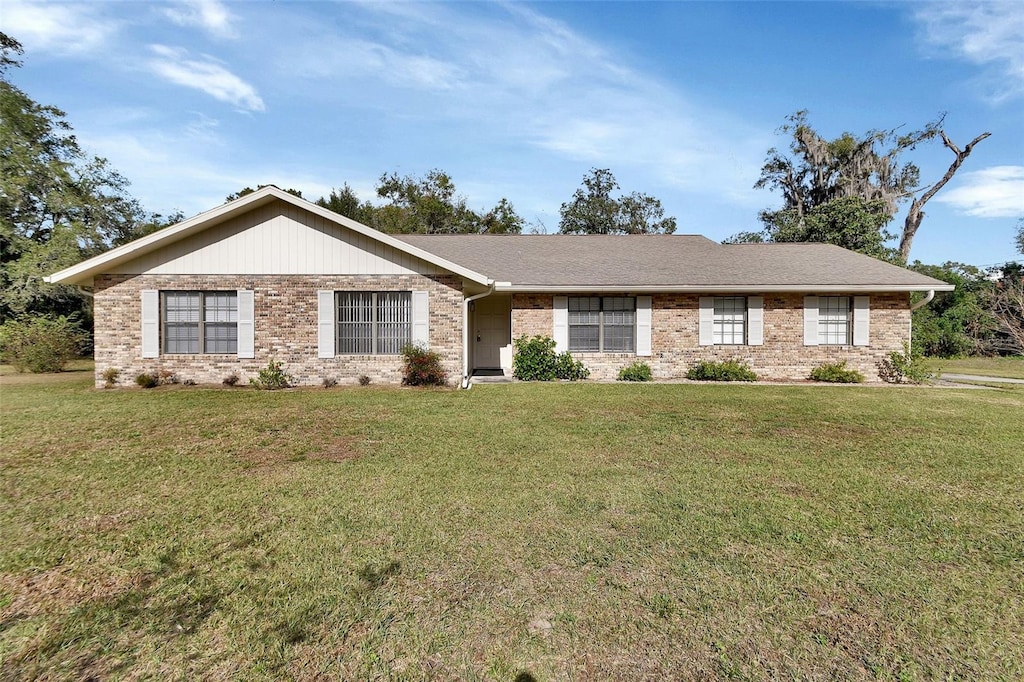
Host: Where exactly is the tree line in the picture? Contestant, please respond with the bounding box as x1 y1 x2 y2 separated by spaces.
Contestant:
1 31 1020 358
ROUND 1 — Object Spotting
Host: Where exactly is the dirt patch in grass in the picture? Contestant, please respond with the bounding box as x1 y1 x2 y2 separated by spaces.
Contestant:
242 435 362 468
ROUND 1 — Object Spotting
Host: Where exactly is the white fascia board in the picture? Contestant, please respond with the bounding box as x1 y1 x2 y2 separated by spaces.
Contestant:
46 186 492 287
494 283 955 293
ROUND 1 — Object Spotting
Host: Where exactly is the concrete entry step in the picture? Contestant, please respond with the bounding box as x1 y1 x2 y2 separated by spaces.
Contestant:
470 370 514 384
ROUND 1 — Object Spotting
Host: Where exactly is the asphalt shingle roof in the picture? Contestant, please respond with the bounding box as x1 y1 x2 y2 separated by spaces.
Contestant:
394 234 949 289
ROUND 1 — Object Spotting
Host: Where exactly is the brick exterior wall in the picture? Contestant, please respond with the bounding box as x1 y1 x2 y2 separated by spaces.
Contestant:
93 274 463 387
511 292 911 382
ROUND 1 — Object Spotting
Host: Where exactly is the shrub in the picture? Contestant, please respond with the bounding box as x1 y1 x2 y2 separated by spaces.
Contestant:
618 361 653 382
0 315 88 373
223 373 240 387
100 367 121 388
686 359 757 382
513 335 559 381
555 351 590 381
878 343 933 384
809 361 865 384
250 360 292 390
358 375 372 386
157 369 179 385
401 344 448 386
135 372 159 388
513 335 590 381
322 377 338 389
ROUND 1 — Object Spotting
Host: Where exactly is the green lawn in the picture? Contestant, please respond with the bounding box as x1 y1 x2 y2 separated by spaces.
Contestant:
2 372 1022 680
929 355 1024 380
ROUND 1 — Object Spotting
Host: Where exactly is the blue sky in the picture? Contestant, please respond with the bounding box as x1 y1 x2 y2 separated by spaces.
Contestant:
3 0 1022 267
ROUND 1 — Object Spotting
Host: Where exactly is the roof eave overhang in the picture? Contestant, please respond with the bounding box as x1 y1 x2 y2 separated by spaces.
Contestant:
494 284 955 293
44 186 492 287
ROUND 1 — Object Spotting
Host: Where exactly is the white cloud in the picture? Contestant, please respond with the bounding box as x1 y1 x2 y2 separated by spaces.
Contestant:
914 1 1024 102
164 0 237 39
278 3 768 207
1 0 117 56
148 45 264 112
935 166 1024 217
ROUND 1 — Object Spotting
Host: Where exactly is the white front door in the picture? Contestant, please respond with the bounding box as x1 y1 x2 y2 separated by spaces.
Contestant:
474 296 510 370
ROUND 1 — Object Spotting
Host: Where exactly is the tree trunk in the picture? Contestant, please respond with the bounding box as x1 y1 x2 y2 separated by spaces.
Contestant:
898 130 991 263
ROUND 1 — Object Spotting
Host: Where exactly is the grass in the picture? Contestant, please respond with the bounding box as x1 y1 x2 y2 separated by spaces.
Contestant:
2 370 1022 680
928 355 1024 380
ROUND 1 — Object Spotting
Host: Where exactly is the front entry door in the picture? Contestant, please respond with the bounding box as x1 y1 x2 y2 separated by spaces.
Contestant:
474 296 510 370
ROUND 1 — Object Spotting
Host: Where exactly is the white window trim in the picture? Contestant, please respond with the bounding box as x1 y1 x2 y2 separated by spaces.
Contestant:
566 296 637 353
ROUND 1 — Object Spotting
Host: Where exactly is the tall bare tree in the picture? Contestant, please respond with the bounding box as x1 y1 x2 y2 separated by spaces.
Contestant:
898 130 991 262
748 111 989 262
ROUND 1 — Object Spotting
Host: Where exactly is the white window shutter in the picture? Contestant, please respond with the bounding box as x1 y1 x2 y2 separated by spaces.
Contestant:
747 296 764 346
853 295 870 346
553 296 568 351
141 290 159 358
636 296 652 356
803 295 819 346
237 289 255 359
698 297 714 346
317 290 335 358
412 290 429 347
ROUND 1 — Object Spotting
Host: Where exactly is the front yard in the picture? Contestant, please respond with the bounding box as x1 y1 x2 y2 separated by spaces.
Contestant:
1 371 1022 680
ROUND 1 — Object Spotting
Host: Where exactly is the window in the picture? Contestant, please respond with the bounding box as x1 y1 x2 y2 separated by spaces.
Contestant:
568 296 635 352
162 291 238 354
336 291 411 354
713 296 746 345
818 296 851 345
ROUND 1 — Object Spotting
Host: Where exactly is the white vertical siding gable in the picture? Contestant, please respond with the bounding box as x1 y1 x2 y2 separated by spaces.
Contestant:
553 296 568 352
698 297 714 346
141 290 159 358
317 290 335 359
803 295 819 346
853 295 870 346
636 296 652 356
107 200 441 276
747 296 764 346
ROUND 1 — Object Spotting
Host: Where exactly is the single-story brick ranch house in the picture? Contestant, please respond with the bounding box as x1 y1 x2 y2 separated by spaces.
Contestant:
46 185 953 387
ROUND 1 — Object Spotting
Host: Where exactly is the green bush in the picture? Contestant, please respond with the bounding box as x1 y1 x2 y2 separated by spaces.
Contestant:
809 361 865 383
618 361 653 382
513 335 590 381
135 372 158 388
250 360 293 390
877 343 933 384
555 350 590 381
401 344 448 386
0 315 88 373
686 359 757 382
513 335 559 381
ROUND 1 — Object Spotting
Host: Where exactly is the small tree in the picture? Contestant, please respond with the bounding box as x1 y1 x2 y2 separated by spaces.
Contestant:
559 169 676 235
0 315 88 372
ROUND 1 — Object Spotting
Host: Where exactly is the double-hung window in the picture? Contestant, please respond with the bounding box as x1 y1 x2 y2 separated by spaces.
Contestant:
162 291 238 354
336 291 411 354
818 296 851 345
568 296 635 352
713 296 746 345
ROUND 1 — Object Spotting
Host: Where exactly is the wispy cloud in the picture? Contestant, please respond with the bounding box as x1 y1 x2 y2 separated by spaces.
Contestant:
278 3 768 207
1 0 117 56
934 166 1024 218
164 0 237 39
148 45 264 112
914 1 1024 103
